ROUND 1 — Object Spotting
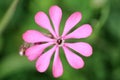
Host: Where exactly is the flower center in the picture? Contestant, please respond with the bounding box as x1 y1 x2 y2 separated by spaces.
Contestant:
56 38 64 46
57 39 62 45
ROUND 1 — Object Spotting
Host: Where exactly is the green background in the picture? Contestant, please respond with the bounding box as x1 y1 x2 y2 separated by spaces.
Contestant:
0 0 120 80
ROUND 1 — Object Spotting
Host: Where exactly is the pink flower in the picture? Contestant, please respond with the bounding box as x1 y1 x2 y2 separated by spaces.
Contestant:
22 5 93 78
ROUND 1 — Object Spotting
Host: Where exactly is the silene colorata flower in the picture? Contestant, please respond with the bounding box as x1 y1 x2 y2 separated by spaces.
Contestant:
20 5 93 78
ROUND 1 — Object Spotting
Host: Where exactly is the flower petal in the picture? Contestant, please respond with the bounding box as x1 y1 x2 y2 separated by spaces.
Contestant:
52 47 63 78
35 12 56 37
22 30 53 43
62 12 82 37
36 46 56 72
64 24 92 39
65 42 92 57
26 42 53 61
62 46 84 69
49 5 62 36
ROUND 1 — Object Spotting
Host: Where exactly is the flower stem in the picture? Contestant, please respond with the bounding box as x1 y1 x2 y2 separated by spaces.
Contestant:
88 4 110 43
0 0 19 35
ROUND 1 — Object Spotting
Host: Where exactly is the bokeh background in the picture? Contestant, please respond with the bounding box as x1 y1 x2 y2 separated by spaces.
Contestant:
0 0 120 80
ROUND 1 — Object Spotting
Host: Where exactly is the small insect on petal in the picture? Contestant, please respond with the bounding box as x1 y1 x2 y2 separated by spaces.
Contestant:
19 49 25 56
19 42 34 56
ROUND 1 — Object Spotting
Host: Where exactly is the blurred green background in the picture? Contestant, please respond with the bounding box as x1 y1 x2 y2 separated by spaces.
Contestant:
0 0 120 80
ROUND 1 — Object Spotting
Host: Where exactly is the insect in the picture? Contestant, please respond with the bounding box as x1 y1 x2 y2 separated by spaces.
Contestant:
19 33 53 56
19 42 33 56
19 42 43 56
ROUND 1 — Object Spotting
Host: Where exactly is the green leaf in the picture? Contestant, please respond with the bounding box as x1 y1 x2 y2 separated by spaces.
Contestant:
0 0 19 35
